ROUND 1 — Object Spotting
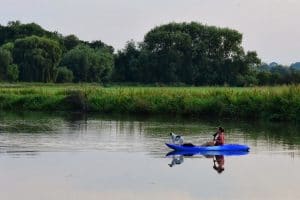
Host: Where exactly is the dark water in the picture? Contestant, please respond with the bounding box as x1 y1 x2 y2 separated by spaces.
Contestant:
0 112 300 200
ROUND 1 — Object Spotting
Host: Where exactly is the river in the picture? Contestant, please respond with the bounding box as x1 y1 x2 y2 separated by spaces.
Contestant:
0 112 299 200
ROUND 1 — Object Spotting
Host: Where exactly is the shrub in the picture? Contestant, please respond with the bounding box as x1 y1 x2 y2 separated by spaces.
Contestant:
7 64 19 82
55 67 74 83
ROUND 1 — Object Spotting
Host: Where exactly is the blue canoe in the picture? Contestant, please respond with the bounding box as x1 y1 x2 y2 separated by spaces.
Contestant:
166 143 250 152
166 150 249 157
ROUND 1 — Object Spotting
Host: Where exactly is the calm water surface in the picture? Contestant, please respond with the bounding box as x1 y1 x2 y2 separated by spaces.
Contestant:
0 112 300 200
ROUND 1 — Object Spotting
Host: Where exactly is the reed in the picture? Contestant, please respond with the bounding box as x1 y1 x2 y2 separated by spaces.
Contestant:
0 83 299 121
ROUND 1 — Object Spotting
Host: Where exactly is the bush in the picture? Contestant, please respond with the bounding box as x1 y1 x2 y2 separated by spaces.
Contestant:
7 64 19 82
55 67 74 83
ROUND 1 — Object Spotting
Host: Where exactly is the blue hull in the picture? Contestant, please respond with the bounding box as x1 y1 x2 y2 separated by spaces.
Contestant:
166 143 250 152
166 150 249 157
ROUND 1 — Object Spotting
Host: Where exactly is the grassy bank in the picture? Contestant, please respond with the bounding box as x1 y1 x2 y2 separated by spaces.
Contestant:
0 83 300 121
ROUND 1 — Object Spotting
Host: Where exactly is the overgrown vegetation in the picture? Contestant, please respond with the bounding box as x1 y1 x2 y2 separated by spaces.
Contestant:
1 21 300 86
1 84 300 121
1 21 299 121
0 21 114 83
114 23 261 85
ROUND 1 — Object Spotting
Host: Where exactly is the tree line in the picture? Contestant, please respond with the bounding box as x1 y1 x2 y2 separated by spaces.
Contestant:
0 21 113 83
0 21 300 85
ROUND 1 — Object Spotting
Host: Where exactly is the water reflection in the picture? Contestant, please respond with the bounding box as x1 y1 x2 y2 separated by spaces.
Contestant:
168 154 184 167
0 111 299 157
213 155 225 174
166 150 249 174
1 112 300 200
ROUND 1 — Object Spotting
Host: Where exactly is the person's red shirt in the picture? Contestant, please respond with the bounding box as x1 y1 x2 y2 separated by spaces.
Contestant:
215 132 225 145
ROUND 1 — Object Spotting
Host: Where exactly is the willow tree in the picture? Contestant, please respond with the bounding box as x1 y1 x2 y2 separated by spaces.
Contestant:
60 44 113 82
13 36 62 82
139 22 260 85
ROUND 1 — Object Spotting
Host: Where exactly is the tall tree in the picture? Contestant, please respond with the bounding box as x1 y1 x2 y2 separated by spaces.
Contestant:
0 48 12 80
0 21 57 45
63 34 80 51
113 40 141 82
60 44 113 82
0 44 19 82
140 22 261 85
87 40 114 53
13 36 62 82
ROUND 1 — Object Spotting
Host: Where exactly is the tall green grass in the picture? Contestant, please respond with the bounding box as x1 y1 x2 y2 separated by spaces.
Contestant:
1 83 300 121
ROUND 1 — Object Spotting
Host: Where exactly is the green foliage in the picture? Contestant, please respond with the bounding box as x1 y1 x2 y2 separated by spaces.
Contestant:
3 20 300 86
0 21 59 45
6 64 19 82
63 34 80 51
143 26 193 83
55 67 74 83
257 71 271 85
113 40 141 82
60 44 113 82
0 21 113 83
290 62 300 70
0 48 12 80
255 64 300 85
1 42 14 52
13 36 62 82
0 84 300 122
87 40 114 53
0 47 17 81
113 22 261 85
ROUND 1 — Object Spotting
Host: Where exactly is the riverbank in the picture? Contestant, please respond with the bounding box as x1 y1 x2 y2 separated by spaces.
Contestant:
0 84 299 121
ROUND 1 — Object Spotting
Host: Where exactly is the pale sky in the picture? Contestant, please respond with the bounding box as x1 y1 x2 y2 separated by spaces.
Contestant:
0 0 300 65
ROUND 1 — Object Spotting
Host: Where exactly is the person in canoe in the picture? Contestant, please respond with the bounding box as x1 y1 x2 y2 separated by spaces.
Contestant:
202 127 225 146
213 127 225 146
